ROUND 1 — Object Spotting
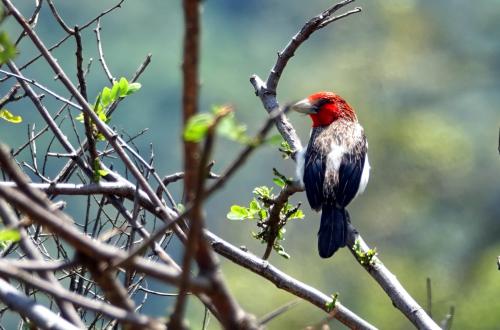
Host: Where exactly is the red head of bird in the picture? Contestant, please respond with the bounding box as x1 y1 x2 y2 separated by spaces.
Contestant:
290 91 357 127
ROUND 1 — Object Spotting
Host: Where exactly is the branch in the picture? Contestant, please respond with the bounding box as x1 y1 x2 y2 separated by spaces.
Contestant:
206 231 377 330
0 198 85 328
94 19 115 84
182 0 201 204
346 229 440 329
47 0 74 34
0 261 164 329
0 277 80 330
0 180 376 329
262 181 303 260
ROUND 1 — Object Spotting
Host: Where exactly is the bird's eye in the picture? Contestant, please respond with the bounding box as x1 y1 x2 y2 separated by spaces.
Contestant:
313 99 331 111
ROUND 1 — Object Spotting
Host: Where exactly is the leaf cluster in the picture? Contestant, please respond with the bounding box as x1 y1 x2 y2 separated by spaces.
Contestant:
183 105 249 143
227 169 304 259
352 239 377 267
76 77 141 140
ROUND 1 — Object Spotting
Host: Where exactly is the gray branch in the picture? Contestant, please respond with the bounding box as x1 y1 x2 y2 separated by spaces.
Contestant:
0 277 80 330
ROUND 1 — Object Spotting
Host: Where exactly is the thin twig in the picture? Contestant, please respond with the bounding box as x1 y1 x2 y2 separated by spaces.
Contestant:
94 19 114 84
47 0 74 34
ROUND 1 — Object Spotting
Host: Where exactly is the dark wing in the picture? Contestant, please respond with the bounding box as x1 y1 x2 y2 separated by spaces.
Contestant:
303 146 326 211
332 136 367 207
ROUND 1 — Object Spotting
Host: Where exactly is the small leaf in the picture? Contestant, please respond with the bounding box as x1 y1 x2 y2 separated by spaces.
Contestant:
265 134 283 145
101 87 112 106
97 169 109 177
0 228 20 242
288 209 304 220
279 140 294 159
227 205 249 221
325 293 339 312
0 32 16 64
177 203 185 212
126 82 142 95
118 77 129 97
277 249 290 259
253 186 272 199
0 109 22 123
110 82 120 101
275 245 290 259
273 177 286 188
216 112 249 144
183 113 214 142
249 199 260 212
277 227 286 240
75 112 84 123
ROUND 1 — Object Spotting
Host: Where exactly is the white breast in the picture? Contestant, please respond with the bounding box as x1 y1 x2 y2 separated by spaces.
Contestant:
295 147 306 187
354 154 370 199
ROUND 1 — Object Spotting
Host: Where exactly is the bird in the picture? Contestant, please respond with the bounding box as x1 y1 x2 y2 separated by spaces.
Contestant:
291 91 370 258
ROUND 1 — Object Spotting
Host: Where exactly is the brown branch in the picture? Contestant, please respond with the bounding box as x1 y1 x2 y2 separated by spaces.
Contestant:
74 25 100 182
2 0 177 230
0 261 164 330
182 0 201 204
1 0 125 84
0 84 23 108
0 199 85 328
0 180 376 329
169 111 220 329
0 145 208 294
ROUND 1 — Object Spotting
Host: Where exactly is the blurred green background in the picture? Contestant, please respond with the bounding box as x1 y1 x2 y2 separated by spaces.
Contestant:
2 0 500 329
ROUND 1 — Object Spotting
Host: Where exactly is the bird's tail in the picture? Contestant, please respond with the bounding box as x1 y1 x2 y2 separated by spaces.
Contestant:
318 205 349 258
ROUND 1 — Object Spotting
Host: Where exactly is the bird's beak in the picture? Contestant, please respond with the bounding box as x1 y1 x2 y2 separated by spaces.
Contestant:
290 98 317 114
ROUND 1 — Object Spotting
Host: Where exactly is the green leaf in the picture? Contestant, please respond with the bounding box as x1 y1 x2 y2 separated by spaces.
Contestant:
277 227 286 240
272 177 286 188
258 208 268 220
97 169 108 177
177 203 185 212
279 140 294 159
277 249 290 259
274 244 290 259
325 293 339 312
288 209 304 220
216 112 249 144
110 82 120 101
226 205 249 221
101 87 112 107
75 112 84 123
183 113 214 142
0 32 16 64
118 77 129 97
0 109 22 123
249 199 260 212
253 186 272 199
126 82 142 95
0 228 20 242
265 134 283 145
